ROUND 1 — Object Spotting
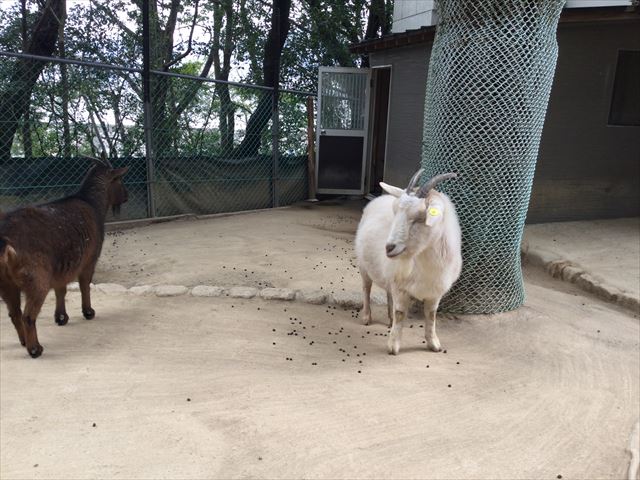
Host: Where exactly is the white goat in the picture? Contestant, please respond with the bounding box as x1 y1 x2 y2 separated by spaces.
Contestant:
355 169 462 355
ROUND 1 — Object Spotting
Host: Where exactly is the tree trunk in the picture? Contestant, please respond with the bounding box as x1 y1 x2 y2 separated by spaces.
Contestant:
362 0 387 67
20 0 32 161
58 0 72 158
213 0 236 154
234 0 291 158
0 0 64 163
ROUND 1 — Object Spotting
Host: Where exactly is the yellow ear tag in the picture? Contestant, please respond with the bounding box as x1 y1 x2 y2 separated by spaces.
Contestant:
426 206 441 226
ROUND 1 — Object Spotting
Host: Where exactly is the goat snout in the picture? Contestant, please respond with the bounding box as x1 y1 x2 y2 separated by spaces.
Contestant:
385 243 405 258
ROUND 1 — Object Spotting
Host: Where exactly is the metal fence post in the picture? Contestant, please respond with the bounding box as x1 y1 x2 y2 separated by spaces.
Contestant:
271 87 280 208
142 0 156 217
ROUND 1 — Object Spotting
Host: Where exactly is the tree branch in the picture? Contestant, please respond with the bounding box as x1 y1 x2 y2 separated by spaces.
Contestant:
164 0 199 68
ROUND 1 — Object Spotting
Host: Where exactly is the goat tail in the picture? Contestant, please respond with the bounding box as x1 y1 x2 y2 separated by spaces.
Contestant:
0 237 17 267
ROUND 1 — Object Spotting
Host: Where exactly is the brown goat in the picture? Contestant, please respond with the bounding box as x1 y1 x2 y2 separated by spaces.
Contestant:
0 158 129 358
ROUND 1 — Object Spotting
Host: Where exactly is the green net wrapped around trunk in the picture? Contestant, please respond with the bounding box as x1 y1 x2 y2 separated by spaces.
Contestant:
421 0 565 313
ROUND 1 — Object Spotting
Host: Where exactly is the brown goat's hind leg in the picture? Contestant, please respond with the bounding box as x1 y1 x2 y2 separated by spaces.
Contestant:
22 287 47 358
1 285 25 346
54 286 69 326
79 266 95 320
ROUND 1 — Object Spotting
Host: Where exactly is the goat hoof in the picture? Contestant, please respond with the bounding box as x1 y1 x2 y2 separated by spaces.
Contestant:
426 337 442 352
55 312 69 326
82 308 95 320
28 345 43 358
387 338 400 356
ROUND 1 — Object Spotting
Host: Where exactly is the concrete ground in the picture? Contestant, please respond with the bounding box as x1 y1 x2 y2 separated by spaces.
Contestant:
1 202 639 479
523 217 640 303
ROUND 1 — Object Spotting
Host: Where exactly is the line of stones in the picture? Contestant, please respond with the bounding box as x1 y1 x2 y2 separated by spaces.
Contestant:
68 282 387 310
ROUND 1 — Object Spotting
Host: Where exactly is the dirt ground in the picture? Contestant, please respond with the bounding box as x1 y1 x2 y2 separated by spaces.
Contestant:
1 203 639 479
96 202 366 294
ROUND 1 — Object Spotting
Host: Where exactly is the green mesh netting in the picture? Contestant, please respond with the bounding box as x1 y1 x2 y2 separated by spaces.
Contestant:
421 0 565 313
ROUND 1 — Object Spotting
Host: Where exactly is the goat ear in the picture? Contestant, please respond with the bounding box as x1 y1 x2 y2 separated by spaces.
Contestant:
425 200 444 226
110 166 129 179
380 182 404 198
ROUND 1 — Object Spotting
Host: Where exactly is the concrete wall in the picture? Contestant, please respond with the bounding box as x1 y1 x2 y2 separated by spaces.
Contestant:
528 21 640 222
370 43 432 188
370 21 640 222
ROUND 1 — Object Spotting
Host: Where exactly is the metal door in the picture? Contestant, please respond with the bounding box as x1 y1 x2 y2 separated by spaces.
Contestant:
316 67 371 194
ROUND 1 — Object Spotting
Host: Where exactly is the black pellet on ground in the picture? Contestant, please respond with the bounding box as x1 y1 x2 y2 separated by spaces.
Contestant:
447 385 451 388
456 362 460 365
92 423 96 427
443 350 447 353
187 398 191 401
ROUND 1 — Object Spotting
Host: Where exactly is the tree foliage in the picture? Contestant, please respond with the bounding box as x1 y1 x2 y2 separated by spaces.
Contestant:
0 0 393 160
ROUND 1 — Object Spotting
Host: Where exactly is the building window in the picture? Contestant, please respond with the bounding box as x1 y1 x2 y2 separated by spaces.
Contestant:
608 50 640 126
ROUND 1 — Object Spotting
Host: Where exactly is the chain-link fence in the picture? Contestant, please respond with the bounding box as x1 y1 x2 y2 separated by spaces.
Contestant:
0 52 314 221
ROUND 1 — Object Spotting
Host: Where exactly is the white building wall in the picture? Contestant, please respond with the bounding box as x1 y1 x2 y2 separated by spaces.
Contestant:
391 0 634 33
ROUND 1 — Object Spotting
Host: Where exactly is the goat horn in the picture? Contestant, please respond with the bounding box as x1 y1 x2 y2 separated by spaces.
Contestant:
405 168 424 194
416 172 457 198
85 153 112 169
100 151 113 168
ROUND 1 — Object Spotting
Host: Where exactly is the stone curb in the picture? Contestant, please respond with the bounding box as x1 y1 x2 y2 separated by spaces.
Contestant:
260 288 296 301
80 282 375 309
522 244 639 314
156 285 189 297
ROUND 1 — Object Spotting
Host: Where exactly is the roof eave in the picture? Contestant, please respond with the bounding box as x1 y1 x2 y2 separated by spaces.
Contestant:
349 6 639 54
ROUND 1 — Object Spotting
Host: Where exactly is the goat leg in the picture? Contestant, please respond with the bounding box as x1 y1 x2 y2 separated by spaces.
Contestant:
79 266 96 320
423 298 442 352
54 286 69 325
388 290 409 355
386 291 393 328
360 270 373 325
22 287 46 358
1 285 25 346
